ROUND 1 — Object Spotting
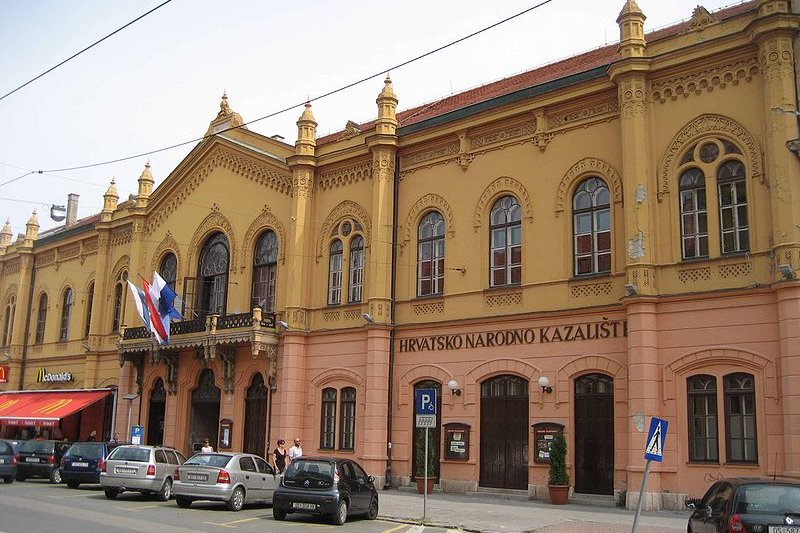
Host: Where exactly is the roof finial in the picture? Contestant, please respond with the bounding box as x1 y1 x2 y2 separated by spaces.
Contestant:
218 91 232 118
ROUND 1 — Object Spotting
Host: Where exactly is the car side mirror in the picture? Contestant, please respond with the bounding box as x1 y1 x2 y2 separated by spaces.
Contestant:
685 498 697 510
367 475 375 484
705 505 713 519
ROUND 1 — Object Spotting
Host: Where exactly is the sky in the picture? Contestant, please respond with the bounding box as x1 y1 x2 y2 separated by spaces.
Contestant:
0 0 741 235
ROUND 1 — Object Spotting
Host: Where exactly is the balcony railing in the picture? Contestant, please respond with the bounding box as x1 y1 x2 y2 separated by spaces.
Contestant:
120 311 276 342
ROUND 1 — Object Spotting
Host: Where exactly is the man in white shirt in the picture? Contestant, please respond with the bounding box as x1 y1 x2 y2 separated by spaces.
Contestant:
288 437 302 462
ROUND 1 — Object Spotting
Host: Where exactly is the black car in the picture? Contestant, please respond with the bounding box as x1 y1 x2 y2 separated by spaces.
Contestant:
61 441 123 488
272 456 378 526
0 440 17 483
15 439 72 483
1 439 27 454
687 477 800 532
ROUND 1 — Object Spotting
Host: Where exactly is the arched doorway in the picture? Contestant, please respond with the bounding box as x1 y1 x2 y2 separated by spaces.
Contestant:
190 368 220 452
574 373 614 494
243 373 268 457
147 378 166 445
412 380 441 480
480 375 528 489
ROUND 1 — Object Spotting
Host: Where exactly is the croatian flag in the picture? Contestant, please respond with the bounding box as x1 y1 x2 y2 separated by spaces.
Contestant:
142 278 169 345
127 280 152 333
147 271 183 345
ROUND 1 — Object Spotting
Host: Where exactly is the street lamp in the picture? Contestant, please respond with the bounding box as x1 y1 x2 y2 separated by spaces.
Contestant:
122 393 140 443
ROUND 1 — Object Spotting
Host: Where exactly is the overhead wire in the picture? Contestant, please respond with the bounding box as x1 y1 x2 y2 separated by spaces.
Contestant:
33 0 556 175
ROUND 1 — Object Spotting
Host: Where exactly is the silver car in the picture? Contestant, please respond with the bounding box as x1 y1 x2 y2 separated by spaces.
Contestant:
173 452 278 511
100 445 186 501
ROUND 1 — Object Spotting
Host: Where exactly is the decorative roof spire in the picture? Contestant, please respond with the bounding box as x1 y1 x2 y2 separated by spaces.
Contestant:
295 101 317 157
217 91 232 118
137 161 154 207
0 218 12 250
25 210 39 243
102 178 119 218
617 0 643 19
375 75 398 136
207 91 246 136
617 0 647 58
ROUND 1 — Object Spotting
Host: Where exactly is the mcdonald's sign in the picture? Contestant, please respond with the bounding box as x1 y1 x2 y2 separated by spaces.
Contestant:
35 367 73 383
0 365 8 383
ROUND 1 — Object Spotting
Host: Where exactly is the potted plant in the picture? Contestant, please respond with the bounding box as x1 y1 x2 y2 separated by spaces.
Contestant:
547 430 570 504
414 430 437 494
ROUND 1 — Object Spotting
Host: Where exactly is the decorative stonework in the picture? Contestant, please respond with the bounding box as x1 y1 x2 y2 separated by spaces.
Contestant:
651 58 759 104
240 208 287 268
548 100 619 129
110 255 130 284
338 120 361 140
718 262 751 279
759 35 794 84
323 310 341 323
317 160 372 191
684 6 718 32
678 267 710 284
293 168 314 200
308 368 365 406
402 194 455 247
110 226 132 247
82 238 98 254
4 259 20 275
372 150 395 182
343 309 361 321
58 245 80 260
473 177 533 230
555 158 623 215
570 282 613 299
405 143 459 166
412 301 444 315
37 251 55 268
151 232 181 275
556 356 626 407
485 291 522 308
471 122 535 149
659 114 763 200
316 201 372 260
186 211 238 273
619 77 646 119
627 265 654 292
146 147 292 235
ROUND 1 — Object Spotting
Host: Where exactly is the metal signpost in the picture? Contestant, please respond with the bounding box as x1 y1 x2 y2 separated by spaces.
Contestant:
415 388 436 522
631 417 669 533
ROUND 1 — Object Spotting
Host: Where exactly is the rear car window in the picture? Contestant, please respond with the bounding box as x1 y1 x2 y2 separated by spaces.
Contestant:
0 441 13 455
155 450 167 463
20 440 55 453
66 443 104 459
283 460 335 487
185 454 231 468
109 447 151 462
739 484 800 515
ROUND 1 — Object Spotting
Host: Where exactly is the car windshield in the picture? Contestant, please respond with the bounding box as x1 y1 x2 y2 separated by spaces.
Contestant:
185 454 231 468
0 441 12 455
108 447 150 462
19 440 55 453
738 484 800 515
283 460 335 483
67 443 104 459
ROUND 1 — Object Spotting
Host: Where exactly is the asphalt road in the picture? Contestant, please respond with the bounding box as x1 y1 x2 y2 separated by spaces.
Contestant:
0 479 445 533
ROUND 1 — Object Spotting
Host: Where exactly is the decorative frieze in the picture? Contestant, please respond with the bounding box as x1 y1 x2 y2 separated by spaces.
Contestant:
473 177 533 230
619 78 647 119
718 262 751 279
570 282 613 299
343 309 361 321
555 158 623 215
317 160 372 191
485 291 522 308
548 100 619 129
651 58 759 104
759 35 794 84
110 226 132 247
58 245 80 260
323 311 340 323
412 301 444 315
372 150 395 182
405 143 459 166
678 267 711 284
471 122 535 149
292 169 314 199
37 251 55 268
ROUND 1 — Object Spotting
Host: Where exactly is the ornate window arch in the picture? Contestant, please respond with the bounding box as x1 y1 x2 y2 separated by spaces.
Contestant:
196 232 229 316
159 252 178 292
573 177 611 275
473 176 533 230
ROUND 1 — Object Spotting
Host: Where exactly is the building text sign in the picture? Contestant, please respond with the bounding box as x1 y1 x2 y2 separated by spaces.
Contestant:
35 367 74 383
399 319 627 353
0 365 8 383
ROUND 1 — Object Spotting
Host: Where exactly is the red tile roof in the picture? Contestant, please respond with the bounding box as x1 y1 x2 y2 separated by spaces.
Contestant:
317 1 757 145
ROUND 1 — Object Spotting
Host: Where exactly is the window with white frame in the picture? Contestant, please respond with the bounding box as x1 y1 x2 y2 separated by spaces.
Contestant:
489 196 521 287
252 231 278 312
573 177 611 276
417 211 445 296
59 287 73 342
348 236 364 303
328 240 343 305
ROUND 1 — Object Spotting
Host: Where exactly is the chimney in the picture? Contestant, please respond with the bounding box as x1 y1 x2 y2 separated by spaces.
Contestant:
66 193 79 226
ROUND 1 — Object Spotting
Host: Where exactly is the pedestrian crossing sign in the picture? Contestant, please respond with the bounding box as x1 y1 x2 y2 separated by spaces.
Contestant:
644 417 668 462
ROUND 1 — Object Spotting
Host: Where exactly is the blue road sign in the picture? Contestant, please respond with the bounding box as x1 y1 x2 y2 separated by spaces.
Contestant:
415 389 437 415
131 425 144 445
644 417 668 462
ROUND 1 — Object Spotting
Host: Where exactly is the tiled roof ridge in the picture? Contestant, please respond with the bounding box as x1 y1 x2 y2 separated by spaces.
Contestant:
317 0 756 146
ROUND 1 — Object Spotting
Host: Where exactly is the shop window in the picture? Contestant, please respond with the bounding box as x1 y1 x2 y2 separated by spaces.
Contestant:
328 240 343 306
252 231 278 312
320 388 336 450
59 287 73 342
348 236 364 303
725 373 757 463
84 282 94 338
489 196 522 287
417 211 445 296
339 387 356 450
573 177 611 276
688 375 718 462
35 293 48 344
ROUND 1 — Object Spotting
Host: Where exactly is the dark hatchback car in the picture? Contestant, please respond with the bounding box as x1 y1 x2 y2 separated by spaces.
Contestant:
15 439 72 483
0 440 17 483
61 441 123 488
272 456 378 526
687 477 800 532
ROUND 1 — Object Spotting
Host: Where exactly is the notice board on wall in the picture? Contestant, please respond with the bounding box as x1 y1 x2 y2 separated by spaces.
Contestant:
532 422 564 464
443 422 470 461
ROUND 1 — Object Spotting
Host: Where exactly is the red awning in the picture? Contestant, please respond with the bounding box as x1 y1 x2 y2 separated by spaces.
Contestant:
0 390 111 427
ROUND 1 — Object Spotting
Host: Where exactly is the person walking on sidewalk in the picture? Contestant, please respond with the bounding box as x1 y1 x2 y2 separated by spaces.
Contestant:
272 439 288 473
288 437 302 462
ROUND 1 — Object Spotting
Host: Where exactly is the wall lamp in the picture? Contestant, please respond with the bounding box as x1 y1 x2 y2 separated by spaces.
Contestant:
0 352 10 361
361 313 375 325
624 283 638 297
778 264 796 281
538 376 553 394
447 379 461 396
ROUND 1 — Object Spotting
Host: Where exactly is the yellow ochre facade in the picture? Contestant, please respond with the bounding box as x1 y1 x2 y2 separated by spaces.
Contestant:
2 0 800 509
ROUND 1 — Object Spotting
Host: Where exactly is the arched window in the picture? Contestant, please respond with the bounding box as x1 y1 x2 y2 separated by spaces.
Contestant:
348 236 364 303
252 231 278 312
159 253 178 293
724 373 757 463
320 388 336 450
417 211 445 296
687 375 718 462
717 160 749 254
59 288 73 342
489 196 522 287
679 168 708 259
35 293 48 344
573 178 611 276
84 282 94 338
112 271 127 332
339 387 356 450
2 295 15 347
328 240 343 305
198 233 229 315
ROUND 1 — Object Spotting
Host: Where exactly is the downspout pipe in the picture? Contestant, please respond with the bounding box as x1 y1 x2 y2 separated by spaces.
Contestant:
18 256 35 390
384 153 400 489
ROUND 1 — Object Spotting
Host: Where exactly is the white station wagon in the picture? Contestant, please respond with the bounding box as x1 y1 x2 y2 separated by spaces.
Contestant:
100 445 186 501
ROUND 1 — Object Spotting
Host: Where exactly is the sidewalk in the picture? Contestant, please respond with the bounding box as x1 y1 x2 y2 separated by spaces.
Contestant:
377 489 689 533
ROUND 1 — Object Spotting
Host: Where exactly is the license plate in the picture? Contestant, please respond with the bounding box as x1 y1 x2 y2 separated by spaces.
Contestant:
26 457 40 462
292 502 316 510
114 467 137 475
186 473 207 482
72 462 89 467
770 528 800 533
0 458 4 464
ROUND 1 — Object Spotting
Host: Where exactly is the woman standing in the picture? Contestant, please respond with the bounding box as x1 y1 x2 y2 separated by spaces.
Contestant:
272 439 288 473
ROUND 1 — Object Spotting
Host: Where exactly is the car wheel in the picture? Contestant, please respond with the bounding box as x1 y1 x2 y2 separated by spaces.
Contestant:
273 507 286 521
50 468 62 484
104 488 119 500
3 476 13 484
175 496 193 508
226 486 245 511
366 496 378 520
15 473 25 481
66 480 79 489
157 478 172 501
332 499 348 526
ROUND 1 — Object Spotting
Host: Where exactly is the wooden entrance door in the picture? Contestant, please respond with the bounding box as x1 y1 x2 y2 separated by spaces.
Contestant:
190 368 220 452
480 375 528 489
574 373 614 494
147 378 166 445
243 373 268 457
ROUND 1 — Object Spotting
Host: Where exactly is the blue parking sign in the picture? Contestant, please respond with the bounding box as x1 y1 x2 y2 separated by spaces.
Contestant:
416 389 436 415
